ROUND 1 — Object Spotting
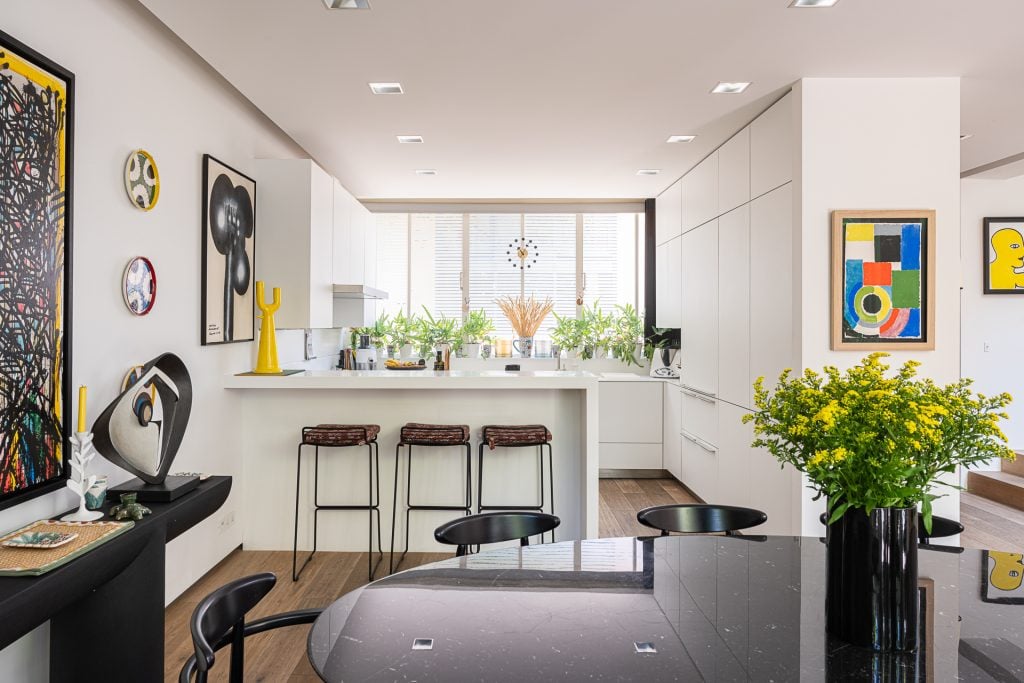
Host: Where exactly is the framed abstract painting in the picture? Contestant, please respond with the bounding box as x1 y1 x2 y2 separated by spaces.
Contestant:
983 217 1024 294
0 30 74 509
201 154 256 345
831 210 935 350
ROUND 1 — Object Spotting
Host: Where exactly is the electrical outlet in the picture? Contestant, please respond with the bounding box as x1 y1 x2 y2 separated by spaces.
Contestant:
984 342 991 353
219 510 236 532
304 329 314 360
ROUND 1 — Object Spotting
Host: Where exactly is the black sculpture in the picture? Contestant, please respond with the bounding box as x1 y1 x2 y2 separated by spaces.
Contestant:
92 353 193 495
208 174 253 342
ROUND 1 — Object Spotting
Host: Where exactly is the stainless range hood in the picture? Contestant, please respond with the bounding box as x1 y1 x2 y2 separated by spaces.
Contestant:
332 284 388 300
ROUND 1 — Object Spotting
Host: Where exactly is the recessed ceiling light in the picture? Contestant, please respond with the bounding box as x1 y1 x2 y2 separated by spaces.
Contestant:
711 82 750 95
415 169 437 176
397 135 424 144
369 82 403 95
323 0 370 8
960 133 973 141
636 169 661 176
789 0 839 7
667 135 696 144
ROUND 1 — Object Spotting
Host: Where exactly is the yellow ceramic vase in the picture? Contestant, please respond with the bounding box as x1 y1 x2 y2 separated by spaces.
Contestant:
254 281 282 374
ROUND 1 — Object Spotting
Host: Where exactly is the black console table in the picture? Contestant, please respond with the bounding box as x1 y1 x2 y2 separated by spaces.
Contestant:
0 476 231 682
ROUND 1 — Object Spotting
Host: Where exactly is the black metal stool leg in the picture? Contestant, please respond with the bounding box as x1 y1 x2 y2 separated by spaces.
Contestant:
292 443 303 581
546 442 555 543
465 443 473 514
390 443 402 574
477 442 485 514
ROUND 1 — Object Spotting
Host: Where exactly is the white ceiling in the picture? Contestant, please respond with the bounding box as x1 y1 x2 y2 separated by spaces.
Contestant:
138 0 1024 199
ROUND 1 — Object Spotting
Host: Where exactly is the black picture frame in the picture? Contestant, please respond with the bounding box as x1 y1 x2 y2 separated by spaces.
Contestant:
200 154 256 345
0 29 74 510
982 217 1024 294
981 550 1024 605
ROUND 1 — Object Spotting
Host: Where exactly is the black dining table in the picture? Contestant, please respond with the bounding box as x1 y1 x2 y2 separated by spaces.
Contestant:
308 534 1024 681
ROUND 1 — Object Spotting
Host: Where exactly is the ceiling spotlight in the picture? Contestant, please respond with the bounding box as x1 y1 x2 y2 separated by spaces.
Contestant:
667 135 696 144
960 133 973 141
369 82 403 95
636 169 661 176
789 0 839 6
397 135 424 144
711 82 751 95
415 169 437 176
323 0 370 8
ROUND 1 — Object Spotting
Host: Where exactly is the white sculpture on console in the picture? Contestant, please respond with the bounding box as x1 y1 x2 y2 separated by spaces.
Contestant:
61 432 104 522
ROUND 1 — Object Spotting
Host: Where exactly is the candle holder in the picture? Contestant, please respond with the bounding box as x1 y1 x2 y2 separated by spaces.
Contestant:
61 432 105 522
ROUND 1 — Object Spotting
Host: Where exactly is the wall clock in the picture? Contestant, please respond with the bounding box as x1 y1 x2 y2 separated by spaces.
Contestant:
507 237 539 269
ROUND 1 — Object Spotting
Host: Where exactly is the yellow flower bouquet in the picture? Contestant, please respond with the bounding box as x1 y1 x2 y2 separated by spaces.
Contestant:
744 353 1014 532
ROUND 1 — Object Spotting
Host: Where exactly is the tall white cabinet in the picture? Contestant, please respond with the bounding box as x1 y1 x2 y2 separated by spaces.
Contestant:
653 92 798 534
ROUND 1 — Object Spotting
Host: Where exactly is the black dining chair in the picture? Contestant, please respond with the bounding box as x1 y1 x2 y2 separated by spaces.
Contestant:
636 504 767 536
179 572 322 683
433 511 561 556
818 512 964 544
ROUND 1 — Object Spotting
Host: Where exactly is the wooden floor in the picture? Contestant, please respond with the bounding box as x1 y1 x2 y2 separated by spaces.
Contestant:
165 479 1020 681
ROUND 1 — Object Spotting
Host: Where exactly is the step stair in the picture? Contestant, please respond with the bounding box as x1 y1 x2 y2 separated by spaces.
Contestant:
968 454 1024 512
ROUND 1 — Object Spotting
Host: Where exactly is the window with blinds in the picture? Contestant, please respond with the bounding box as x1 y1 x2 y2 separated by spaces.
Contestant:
374 212 645 336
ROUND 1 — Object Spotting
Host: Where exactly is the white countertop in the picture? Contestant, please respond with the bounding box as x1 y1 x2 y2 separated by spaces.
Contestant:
224 369 601 390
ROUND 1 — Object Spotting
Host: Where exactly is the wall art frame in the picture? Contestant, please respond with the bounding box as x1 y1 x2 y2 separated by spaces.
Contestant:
0 29 75 510
831 209 936 351
982 217 1024 294
201 154 256 345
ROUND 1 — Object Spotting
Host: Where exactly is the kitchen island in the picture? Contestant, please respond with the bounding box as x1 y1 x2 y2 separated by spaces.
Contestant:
225 370 600 553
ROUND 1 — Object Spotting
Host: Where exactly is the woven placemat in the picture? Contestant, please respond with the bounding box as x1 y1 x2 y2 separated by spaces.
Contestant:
0 519 134 577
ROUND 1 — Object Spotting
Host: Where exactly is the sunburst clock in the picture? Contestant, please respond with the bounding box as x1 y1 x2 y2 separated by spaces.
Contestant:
507 238 539 269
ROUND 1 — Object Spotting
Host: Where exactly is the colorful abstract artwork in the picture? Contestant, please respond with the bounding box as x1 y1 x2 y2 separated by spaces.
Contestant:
0 30 74 508
201 155 255 345
122 256 157 316
831 210 935 350
983 217 1024 294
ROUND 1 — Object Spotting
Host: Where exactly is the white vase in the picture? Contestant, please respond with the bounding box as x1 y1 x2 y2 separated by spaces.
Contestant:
400 343 414 360
463 342 481 359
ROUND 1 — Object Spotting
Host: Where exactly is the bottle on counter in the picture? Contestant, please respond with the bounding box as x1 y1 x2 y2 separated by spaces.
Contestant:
433 350 445 371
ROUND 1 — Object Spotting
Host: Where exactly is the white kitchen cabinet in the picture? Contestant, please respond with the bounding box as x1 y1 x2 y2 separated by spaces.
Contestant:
750 93 793 199
598 382 663 443
663 383 682 480
748 443 795 536
682 151 719 233
679 220 718 396
255 159 335 329
718 127 750 215
749 183 794 393
656 178 683 246
717 205 751 409
655 236 682 329
332 181 375 288
680 388 718 452
681 426 718 503
716 403 752 511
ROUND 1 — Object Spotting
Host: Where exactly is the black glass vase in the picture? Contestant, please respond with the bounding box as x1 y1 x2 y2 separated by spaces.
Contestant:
825 505 919 652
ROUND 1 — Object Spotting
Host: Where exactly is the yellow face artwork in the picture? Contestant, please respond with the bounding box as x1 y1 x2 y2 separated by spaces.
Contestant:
989 228 1024 290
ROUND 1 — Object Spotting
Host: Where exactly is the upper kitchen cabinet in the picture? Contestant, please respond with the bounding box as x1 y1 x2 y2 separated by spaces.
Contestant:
717 204 751 409
655 235 682 328
718 128 750 215
681 151 718 233
750 93 793 199
679 220 718 396
332 181 376 288
749 183 794 393
254 158 335 329
655 178 682 246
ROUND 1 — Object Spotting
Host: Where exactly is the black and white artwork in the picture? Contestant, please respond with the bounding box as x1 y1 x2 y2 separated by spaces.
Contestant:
201 154 255 345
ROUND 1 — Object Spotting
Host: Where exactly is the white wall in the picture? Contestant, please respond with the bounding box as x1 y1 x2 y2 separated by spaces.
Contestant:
1 0 306 677
961 175 1024 457
794 78 962 533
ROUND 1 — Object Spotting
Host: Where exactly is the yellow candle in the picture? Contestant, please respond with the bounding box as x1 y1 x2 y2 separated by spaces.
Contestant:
77 385 87 433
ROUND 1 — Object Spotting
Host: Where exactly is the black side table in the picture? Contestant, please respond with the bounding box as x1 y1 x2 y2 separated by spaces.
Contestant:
0 476 231 683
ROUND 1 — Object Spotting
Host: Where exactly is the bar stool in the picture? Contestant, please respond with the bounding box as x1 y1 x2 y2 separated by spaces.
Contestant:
293 424 382 582
478 424 555 543
390 422 472 573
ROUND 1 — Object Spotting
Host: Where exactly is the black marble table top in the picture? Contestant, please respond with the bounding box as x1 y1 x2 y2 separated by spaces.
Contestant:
308 535 1024 681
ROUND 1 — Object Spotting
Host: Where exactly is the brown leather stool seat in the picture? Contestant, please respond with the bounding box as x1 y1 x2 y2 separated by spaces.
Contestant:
302 424 380 447
481 424 552 449
477 424 555 543
399 423 470 446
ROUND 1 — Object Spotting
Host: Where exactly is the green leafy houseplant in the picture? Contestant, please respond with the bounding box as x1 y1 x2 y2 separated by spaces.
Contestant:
550 311 584 354
461 309 495 344
387 310 419 350
418 307 462 354
644 327 673 362
581 302 612 360
743 353 1014 531
606 304 645 367
369 312 391 349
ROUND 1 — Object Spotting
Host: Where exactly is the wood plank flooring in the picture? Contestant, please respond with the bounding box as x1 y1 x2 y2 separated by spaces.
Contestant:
165 479 1022 681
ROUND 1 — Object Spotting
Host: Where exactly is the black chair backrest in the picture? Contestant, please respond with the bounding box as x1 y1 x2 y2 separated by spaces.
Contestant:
636 504 767 536
818 512 964 543
434 512 561 556
187 572 277 683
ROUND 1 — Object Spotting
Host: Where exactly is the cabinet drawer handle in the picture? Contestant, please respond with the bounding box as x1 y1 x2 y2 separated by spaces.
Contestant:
681 430 717 454
681 384 716 399
681 388 716 404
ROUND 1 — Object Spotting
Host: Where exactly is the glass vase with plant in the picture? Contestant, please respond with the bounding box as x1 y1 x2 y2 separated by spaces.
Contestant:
460 308 494 358
607 304 645 367
744 352 1013 651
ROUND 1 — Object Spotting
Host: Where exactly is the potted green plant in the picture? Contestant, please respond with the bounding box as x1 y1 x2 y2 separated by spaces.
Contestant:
581 302 612 360
418 307 462 357
370 312 392 358
607 304 645 367
550 311 584 363
388 310 419 359
460 309 494 359
745 353 1014 652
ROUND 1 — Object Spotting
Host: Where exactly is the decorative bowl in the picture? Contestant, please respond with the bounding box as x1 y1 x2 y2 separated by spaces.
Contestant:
2 531 79 549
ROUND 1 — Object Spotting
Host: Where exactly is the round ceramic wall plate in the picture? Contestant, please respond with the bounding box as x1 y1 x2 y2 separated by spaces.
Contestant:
124 149 160 211
123 256 157 316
